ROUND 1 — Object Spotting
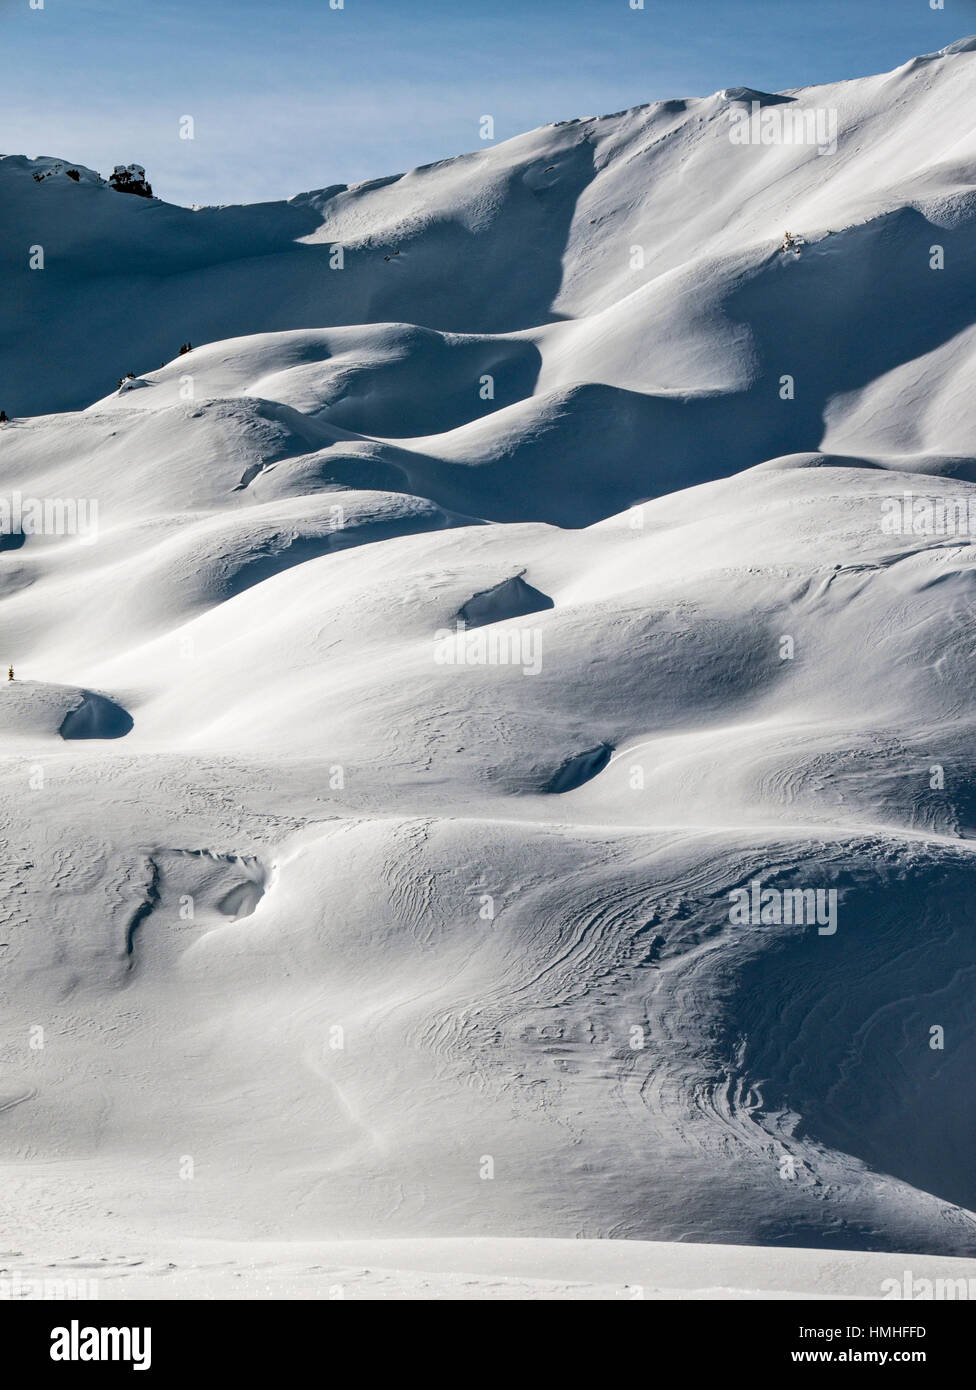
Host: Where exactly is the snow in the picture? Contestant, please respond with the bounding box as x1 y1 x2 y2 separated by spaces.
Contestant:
6 1237 976 1301
2 38 976 1297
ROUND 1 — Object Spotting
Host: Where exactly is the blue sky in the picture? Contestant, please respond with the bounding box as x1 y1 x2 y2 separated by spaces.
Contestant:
1 0 973 206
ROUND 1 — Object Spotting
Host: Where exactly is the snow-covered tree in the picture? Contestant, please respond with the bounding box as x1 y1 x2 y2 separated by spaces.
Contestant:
109 164 153 198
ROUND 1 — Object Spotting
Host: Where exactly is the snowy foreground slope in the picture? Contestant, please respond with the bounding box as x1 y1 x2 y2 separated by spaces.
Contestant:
2 40 976 1298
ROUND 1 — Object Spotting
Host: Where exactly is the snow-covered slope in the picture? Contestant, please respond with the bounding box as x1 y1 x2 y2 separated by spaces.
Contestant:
2 39 976 1289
